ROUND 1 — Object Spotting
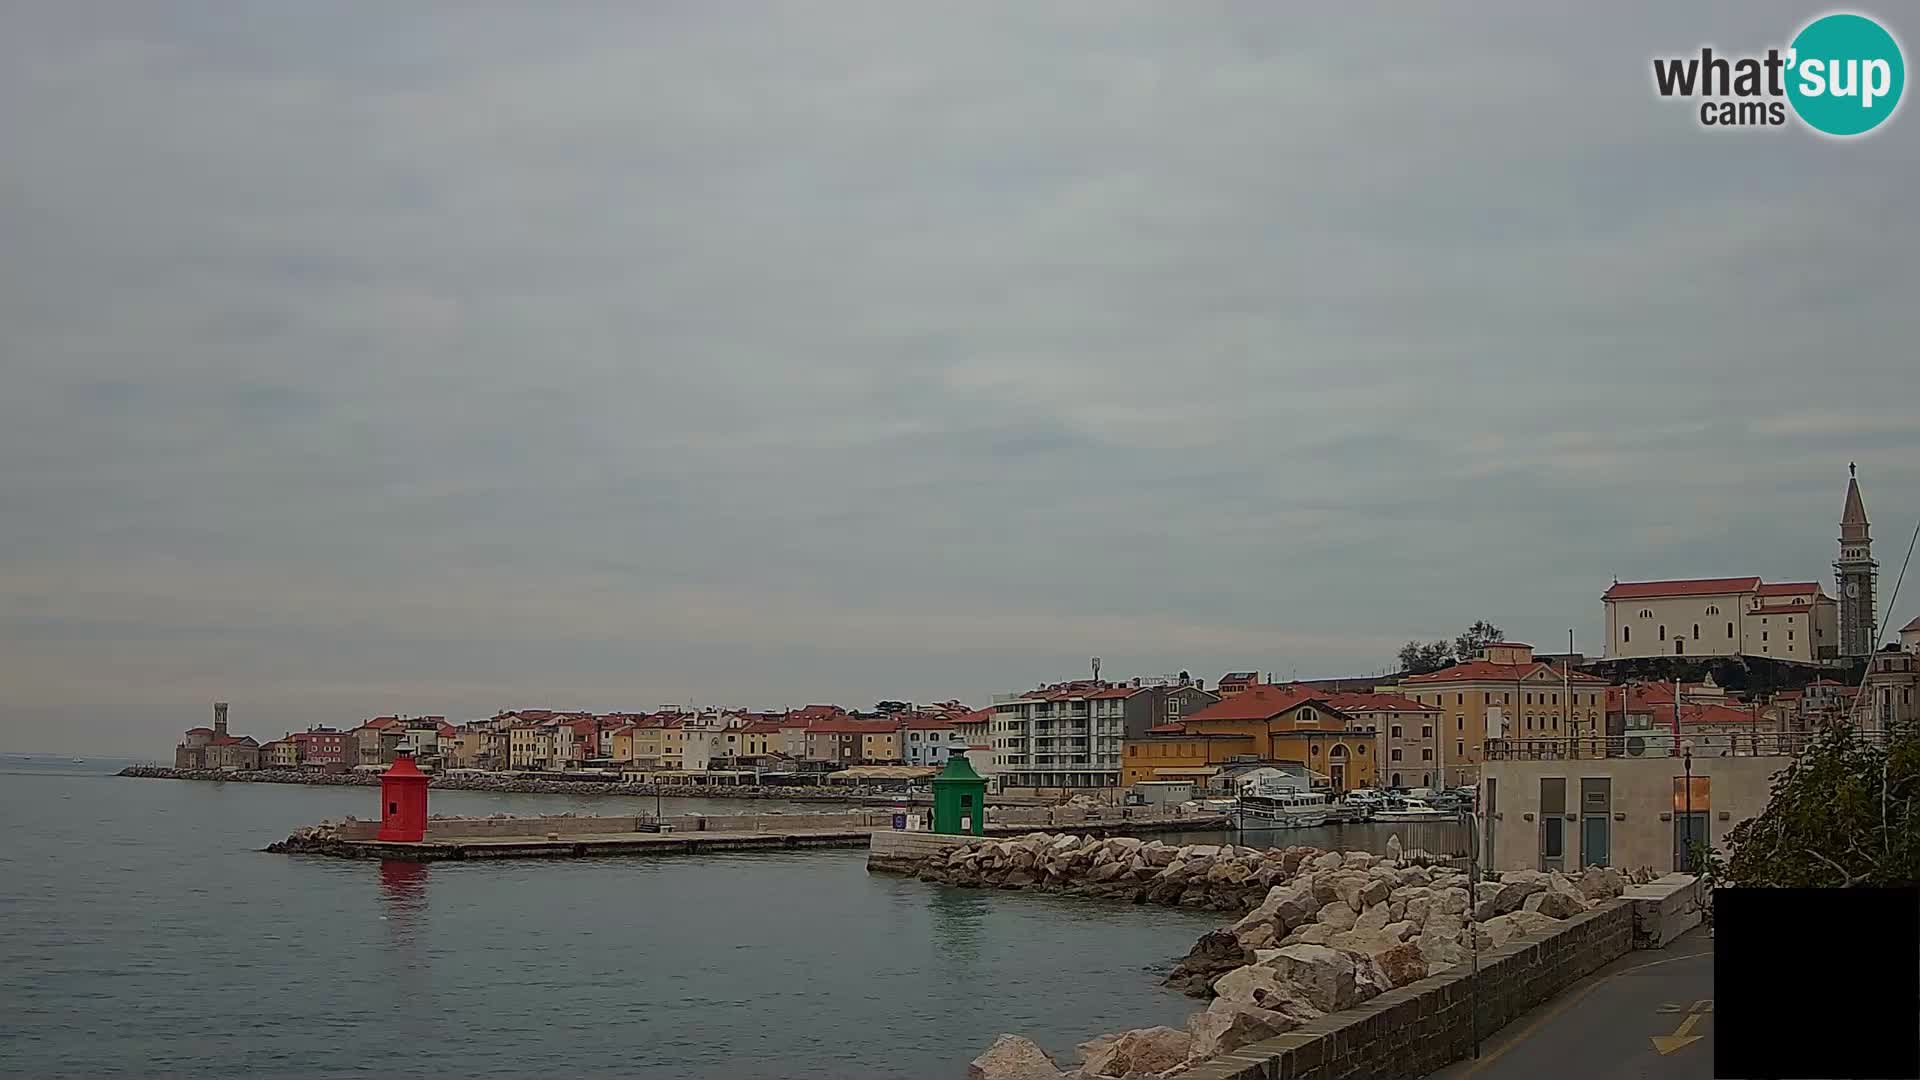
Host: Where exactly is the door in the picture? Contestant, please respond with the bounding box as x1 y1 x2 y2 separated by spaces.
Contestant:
1673 813 1708 871
1582 815 1610 868
1675 638 1685 655
1329 763 1346 792
1541 816 1565 872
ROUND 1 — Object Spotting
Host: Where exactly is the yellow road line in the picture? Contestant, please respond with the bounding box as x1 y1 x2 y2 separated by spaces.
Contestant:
1453 945 1713 1076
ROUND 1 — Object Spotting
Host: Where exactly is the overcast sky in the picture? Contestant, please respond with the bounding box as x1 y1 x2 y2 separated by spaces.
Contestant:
4 3 1917 755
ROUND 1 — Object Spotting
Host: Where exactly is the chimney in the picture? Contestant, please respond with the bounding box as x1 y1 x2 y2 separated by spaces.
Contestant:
214 702 230 737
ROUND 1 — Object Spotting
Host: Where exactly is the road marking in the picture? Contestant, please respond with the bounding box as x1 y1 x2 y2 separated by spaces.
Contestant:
1453 945 1713 1076
1652 1012 1705 1055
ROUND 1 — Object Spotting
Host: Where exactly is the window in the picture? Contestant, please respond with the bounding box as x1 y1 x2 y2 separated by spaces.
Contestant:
1127 746 1136 757
1692 624 1699 638
1788 629 1794 640
1623 626 1631 643
1727 622 1735 638
1762 631 1768 642
1525 693 1533 705
1391 725 1403 738
1421 725 1433 738
1391 749 1402 761
1457 717 1464 730
1658 625 1666 641
1357 744 1367 755
1456 693 1464 705
1706 605 1719 615
1640 608 1653 618
1422 748 1433 760
1456 740 1465 758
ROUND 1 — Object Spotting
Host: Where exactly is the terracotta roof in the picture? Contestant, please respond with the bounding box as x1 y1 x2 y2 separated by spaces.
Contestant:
1486 641 1532 650
1088 686 1144 700
739 721 785 735
1903 615 1920 633
1679 704 1759 727
1182 685 1324 722
183 727 214 735
953 708 993 725
899 716 958 730
208 735 257 747
808 719 899 735
1404 660 1608 685
1318 691 1437 713
1604 577 1761 600
1756 581 1823 596
1145 723 1188 734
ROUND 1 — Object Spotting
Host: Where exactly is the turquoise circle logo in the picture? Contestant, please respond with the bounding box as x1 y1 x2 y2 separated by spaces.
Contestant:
1787 13 1905 135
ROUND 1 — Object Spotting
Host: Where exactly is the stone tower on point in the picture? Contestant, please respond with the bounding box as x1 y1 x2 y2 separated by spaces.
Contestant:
1836 463 1878 657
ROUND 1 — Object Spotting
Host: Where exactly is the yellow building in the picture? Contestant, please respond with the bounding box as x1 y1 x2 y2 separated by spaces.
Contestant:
859 728 901 763
607 727 635 765
1396 642 1610 777
1122 686 1378 792
508 725 542 769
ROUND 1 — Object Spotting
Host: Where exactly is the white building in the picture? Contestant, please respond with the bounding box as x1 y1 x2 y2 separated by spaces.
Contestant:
1603 577 1837 663
899 717 968 767
990 682 1131 790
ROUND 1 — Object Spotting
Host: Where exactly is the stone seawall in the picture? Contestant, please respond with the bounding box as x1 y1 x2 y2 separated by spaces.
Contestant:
958 836 1661 1080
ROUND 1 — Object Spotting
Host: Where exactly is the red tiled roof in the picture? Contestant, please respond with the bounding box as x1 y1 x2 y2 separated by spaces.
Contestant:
1088 686 1144 700
899 715 958 730
1486 641 1532 650
808 719 899 735
1404 660 1608 685
1679 704 1759 727
1182 685 1323 722
953 708 992 725
184 727 214 735
1318 691 1437 713
1145 723 1188 734
1756 581 1823 596
1603 577 1761 600
739 721 785 735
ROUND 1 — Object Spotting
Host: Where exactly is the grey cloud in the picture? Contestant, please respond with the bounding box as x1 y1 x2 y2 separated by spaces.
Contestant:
2 1 1918 753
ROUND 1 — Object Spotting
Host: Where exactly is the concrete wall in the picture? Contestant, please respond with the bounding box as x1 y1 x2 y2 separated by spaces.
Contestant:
867 831 972 873
1482 754 1785 873
1185 901 1637 1080
336 811 896 841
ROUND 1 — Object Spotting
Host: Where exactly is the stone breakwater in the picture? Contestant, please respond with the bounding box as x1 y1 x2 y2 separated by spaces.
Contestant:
953 834 1650 1080
118 765 873 802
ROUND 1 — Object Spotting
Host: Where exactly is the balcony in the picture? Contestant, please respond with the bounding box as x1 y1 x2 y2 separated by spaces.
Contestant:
1484 728 1889 761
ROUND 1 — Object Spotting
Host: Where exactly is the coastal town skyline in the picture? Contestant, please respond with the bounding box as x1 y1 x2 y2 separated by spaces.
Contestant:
4 2 1919 756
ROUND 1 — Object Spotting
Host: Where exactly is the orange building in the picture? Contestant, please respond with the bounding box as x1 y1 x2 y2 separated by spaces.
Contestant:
1122 686 1378 792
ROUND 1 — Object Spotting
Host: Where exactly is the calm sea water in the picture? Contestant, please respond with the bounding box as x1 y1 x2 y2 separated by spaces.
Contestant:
0 756 1222 1079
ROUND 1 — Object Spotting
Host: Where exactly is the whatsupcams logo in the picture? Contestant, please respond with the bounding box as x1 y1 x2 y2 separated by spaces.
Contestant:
1653 12 1904 135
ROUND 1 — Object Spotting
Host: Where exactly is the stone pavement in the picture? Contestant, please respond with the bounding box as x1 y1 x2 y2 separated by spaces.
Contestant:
1427 926 1714 1080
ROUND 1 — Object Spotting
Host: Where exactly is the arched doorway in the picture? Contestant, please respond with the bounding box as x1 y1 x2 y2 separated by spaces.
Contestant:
1327 743 1349 792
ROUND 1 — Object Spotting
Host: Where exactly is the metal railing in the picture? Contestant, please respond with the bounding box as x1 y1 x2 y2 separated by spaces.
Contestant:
1484 727 1891 761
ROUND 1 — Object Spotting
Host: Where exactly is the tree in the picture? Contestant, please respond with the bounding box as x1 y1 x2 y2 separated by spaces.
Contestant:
874 700 912 715
1723 723 1919 887
1453 620 1505 661
1398 640 1455 676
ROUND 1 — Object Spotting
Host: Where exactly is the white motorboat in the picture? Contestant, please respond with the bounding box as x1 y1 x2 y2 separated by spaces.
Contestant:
1232 790 1332 830
1372 797 1451 821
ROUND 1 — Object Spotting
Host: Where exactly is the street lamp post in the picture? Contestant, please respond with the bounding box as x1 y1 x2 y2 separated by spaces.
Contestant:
1681 739 1695 872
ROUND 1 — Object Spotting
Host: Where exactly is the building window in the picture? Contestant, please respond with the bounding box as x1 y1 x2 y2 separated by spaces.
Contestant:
1727 622 1735 638
1128 746 1136 756
1762 631 1768 642
1659 625 1666 641
1623 626 1631 643
1391 725 1403 738
1455 693 1464 706
1391 749 1402 761
1457 717 1464 730
1706 605 1719 615
1788 629 1794 640
1640 609 1653 618
1422 749 1433 761
1456 740 1465 758
1692 624 1700 638
1357 744 1367 755
1525 693 1533 705
1421 725 1433 738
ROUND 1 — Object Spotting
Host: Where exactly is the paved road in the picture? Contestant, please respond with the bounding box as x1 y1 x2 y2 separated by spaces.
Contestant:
1428 927 1715 1080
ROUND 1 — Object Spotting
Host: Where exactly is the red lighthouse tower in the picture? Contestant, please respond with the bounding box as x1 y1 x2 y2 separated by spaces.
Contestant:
376 751 430 842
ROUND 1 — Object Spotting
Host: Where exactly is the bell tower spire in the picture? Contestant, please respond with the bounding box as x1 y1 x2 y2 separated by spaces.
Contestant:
1836 465 1877 657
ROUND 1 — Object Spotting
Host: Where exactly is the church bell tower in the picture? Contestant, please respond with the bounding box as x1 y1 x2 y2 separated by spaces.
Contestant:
1836 463 1878 657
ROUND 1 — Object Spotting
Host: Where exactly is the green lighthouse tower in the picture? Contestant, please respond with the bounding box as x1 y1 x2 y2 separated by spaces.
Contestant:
930 748 987 835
